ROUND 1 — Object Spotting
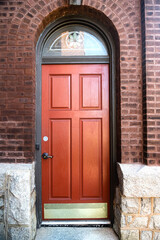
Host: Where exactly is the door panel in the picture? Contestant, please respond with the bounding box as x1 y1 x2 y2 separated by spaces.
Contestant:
80 119 102 199
50 119 71 199
80 75 102 109
50 75 71 109
42 64 110 220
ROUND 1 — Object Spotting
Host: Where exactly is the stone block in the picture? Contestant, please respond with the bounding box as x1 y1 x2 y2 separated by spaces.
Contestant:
121 197 139 214
149 215 160 230
149 216 154 229
141 198 151 215
5 170 31 225
0 163 36 240
154 198 160 213
130 216 148 228
118 164 160 197
121 229 139 240
141 231 152 240
126 215 133 225
8 226 30 240
0 163 33 196
0 223 5 240
121 214 126 228
154 232 160 240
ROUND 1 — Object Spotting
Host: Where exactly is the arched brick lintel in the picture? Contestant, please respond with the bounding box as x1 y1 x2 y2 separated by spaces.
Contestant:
34 5 120 47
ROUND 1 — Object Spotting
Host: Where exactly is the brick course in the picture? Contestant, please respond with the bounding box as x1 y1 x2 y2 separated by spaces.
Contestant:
0 0 157 165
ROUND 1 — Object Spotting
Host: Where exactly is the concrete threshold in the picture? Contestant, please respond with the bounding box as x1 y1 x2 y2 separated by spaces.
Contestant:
35 227 119 240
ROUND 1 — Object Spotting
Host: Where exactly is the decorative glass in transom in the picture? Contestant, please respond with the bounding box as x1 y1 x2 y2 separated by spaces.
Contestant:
42 25 108 57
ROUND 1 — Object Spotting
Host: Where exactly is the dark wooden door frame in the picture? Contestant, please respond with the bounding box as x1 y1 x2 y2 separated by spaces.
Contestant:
36 16 118 227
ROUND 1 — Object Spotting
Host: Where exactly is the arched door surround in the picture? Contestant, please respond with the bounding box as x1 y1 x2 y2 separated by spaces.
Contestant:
36 15 119 226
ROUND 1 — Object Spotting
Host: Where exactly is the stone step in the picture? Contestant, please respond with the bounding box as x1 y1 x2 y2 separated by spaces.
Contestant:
35 227 119 240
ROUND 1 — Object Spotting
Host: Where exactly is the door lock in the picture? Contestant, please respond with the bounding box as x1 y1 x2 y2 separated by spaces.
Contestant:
42 152 53 159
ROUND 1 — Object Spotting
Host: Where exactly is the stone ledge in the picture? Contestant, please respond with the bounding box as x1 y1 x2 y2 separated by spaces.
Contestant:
0 164 34 195
0 163 33 173
117 163 160 197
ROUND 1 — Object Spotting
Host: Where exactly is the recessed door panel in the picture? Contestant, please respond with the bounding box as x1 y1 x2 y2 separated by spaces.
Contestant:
80 119 102 199
80 75 102 110
50 119 71 199
42 64 110 220
50 75 71 109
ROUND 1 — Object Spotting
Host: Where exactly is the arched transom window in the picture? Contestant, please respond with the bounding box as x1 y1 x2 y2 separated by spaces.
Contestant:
42 24 109 62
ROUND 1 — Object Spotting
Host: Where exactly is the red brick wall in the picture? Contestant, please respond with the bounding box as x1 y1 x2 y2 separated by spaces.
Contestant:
141 0 160 165
0 0 144 164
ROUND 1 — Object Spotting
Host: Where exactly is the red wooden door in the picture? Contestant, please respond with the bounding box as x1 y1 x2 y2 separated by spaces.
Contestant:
41 64 110 220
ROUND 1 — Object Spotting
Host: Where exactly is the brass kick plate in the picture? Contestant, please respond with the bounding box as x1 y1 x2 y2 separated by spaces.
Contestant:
44 203 107 219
